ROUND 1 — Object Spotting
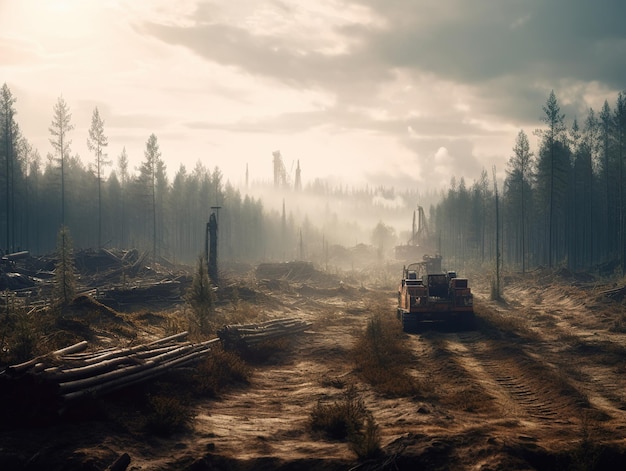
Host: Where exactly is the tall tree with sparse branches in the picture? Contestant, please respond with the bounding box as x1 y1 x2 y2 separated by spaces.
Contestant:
614 92 626 274
117 147 130 247
1 84 20 253
139 133 164 263
535 90 568 267
599 100 614 261
492 166 501 300
505 130 534 272
49 96 74 226
86 107 110 248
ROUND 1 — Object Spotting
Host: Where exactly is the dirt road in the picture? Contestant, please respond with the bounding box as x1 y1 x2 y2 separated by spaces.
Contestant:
3 270 626 470
126 273 626 470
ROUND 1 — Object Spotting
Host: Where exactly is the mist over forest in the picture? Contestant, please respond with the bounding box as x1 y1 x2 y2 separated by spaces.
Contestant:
1 84 626 275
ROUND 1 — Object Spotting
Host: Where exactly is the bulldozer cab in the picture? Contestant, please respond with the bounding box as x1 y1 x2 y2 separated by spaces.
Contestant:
426 273 448 298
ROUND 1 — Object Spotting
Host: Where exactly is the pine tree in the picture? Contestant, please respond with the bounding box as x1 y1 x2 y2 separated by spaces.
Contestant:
614 92 626 274
491 166 501 301
54 225 76 308
185 255 215 335
138 134 163 262
599 100 613 260
49 96 74 226
117 147 129 248
535 90 569 267
86 107 110 248
505 130 534 272
1 84 20 253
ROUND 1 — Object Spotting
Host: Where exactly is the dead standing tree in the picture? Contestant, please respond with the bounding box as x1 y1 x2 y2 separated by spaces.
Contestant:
206 211 219 285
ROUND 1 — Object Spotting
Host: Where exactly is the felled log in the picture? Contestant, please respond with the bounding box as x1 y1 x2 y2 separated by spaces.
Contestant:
58 340 214 394
2 332 220 413
599 285 626 301
97 280 182 309
5 341 89 374
62 341 220 401
217 317 311 352
107 452 131 471
2 250 30 261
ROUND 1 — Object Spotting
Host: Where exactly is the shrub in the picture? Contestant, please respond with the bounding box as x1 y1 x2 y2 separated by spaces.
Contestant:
193 344 250 397
350 413 381 460
185 255 216 336
54 225 77 308
0 299 49 366
352 310 421 397
310 385 381 459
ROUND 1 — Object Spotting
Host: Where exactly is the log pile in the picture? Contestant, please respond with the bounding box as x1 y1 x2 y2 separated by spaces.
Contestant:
217 317 312 352
94 279 184 311
0 332 219 427
0 318 310 428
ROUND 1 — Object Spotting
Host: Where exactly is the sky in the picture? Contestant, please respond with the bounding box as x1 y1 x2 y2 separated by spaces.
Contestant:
1 0 625 192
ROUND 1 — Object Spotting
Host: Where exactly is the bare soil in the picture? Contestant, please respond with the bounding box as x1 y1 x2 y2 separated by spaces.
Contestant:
3 265 626 470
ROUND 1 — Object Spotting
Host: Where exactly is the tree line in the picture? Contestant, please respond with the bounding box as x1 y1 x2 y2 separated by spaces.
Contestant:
0 85 430 266
5 83 623 274
432 89 626 276
0 86 280 263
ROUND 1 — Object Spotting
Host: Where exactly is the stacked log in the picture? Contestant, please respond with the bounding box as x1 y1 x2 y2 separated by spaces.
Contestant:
0 332 220 427
0 318 310 427
217 317 311 352
96 279 183 310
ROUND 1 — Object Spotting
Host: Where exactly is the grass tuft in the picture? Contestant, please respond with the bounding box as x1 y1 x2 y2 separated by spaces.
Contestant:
310 385 381 460
193 344 250 397
144 394 193 436
352 306 422 397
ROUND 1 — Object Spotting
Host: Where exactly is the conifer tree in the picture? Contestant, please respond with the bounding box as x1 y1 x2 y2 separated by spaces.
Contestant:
536 90 568 267
54 225 76 308
505 130 534 272
49 96 74 226
86 107 109 248
1 84 20 253
185 255 215 335
138 134 164 262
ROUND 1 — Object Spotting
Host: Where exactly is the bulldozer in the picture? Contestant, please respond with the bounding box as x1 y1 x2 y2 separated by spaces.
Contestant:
397 255 474 332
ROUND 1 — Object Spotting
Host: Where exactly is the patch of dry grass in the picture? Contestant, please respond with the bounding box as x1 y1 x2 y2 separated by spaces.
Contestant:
351 300 423 397
144 394 193 437
475 304 542 341
309 385 381 460
193 344 251 397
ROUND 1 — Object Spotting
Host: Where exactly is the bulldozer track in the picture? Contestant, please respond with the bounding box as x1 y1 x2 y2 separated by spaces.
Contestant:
409 330 591 426
456 331 589 423
531 335 626 421
490 284 626 424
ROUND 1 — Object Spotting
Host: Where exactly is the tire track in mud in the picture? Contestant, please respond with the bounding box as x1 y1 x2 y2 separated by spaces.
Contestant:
540 339 626 422
455 332 589 424
404 332 501 417
434 331 589 426
482 282 626 424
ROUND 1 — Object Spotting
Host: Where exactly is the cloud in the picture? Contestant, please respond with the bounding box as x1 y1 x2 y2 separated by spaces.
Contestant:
2 0 625 194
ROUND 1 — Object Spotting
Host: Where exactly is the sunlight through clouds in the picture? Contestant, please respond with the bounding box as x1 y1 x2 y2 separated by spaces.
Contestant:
0 0 624 191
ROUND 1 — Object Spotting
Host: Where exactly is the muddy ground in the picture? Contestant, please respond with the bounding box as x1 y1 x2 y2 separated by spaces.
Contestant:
2 262 626 470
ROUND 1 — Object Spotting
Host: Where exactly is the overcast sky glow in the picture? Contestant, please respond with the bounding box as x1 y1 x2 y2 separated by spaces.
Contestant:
1 0 624 191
